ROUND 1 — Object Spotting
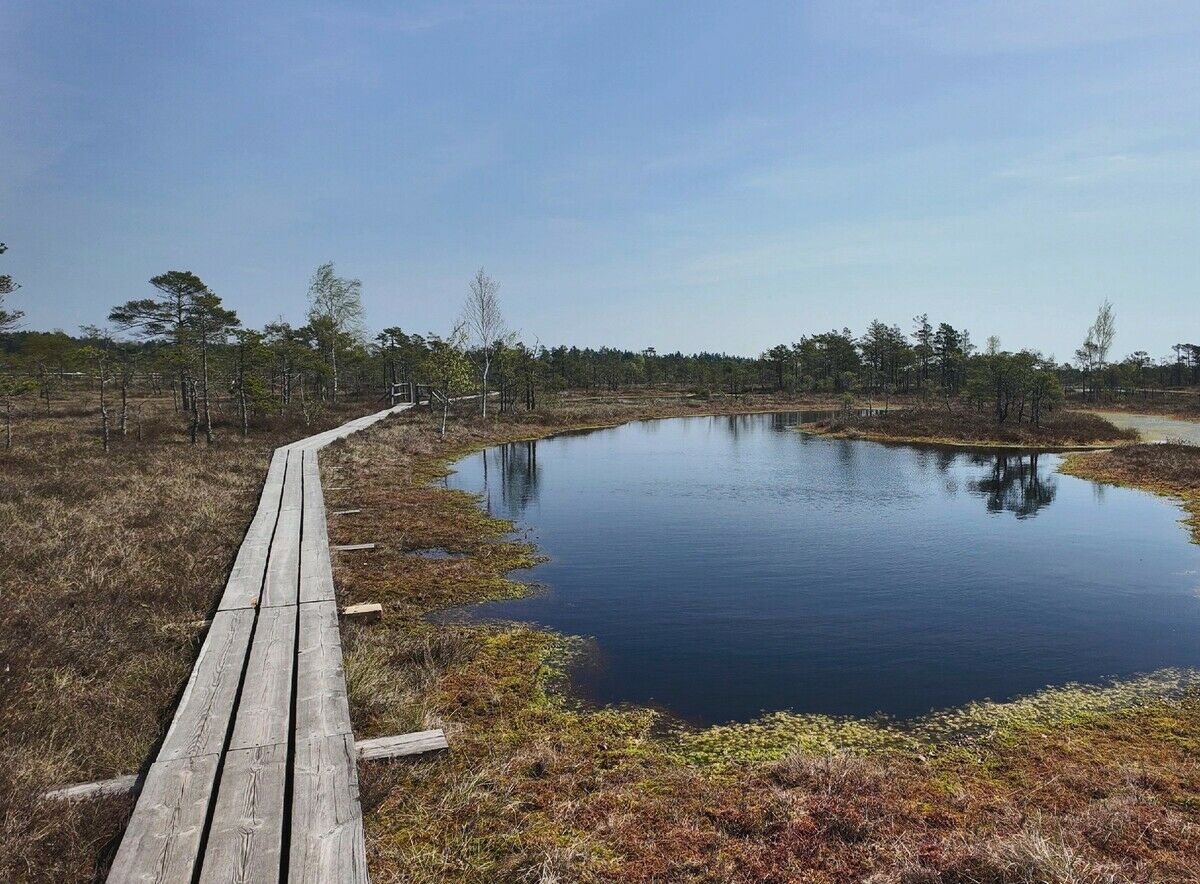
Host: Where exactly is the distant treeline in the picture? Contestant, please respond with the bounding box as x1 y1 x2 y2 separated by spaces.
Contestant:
6 320 1197 403
1 252 1198 447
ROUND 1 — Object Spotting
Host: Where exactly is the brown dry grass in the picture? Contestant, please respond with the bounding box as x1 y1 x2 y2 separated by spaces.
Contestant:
321 400 1200 883
1075 391 1200 421
1064 443 1200 493
0 394 377 882
813 405 1138 449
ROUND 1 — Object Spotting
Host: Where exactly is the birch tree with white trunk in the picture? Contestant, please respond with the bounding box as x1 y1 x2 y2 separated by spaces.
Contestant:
462 268 508 417
1085 300 1115 402
1090 300 1116 369
306 262 364 401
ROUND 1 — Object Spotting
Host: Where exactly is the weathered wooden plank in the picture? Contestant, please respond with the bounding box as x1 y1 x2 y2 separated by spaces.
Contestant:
300 450 335 604
243 506 278 548
295 601 352 740
263 445 288 487
217 540 269 610
356 729 448 761
288 734 368 884
298 561 333 604
301 448 323 509
159 610 255 762
200 744 287 884
307 409 398 452
253 448 288 520
341 602 382 624
229 606 297 751
280 448 304 512
332 543 375 552
260 506 300 608
243 448 288 544
299 567 334 604
45 773 139 801
107 754 219 884
216 451 287 611
261 452 303 609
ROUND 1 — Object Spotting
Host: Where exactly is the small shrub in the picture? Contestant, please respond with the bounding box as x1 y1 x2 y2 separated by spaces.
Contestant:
768 751 887 796
940 827 1120 884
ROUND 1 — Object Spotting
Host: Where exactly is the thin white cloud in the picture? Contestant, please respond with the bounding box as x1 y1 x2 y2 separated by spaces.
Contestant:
994 131 1200 186
302 5 470 33
806 0 1200 55
300 0 571 34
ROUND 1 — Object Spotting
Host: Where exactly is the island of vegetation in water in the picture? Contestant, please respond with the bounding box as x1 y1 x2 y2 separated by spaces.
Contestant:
810 403 1139 448
800 347 1143 448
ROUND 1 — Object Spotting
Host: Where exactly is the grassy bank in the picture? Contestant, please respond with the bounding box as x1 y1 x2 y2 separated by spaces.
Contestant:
322 402 1200 883
809 405 1138 449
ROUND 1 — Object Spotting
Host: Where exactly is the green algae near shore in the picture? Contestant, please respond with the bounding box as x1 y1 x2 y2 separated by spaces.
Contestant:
671 670 1200 772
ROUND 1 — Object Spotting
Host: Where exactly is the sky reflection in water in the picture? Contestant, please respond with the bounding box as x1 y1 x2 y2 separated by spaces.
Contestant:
441 412 1200 724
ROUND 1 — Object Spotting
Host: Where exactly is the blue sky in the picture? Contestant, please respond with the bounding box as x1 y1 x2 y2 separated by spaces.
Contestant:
4 1 1199 359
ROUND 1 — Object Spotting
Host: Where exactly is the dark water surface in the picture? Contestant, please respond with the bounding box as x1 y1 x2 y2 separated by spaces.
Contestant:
441 412 1200 725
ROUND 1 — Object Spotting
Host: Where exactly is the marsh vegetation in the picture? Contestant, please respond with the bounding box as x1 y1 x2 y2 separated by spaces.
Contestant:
322 406 1200 883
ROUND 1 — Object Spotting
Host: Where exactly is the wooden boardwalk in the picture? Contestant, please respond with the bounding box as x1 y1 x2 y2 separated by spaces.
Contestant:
109 403 414 883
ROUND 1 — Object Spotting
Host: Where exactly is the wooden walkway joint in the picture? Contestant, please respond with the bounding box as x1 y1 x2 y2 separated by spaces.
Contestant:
108 403 416 884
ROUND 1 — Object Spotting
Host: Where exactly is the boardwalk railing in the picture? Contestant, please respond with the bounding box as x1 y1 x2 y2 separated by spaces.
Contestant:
388 382 432 406
109 403 414 883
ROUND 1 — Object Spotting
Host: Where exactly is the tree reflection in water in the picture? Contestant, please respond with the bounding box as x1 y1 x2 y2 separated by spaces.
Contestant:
480 439 541 513
966 452 1057 517
479 427 1058 521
